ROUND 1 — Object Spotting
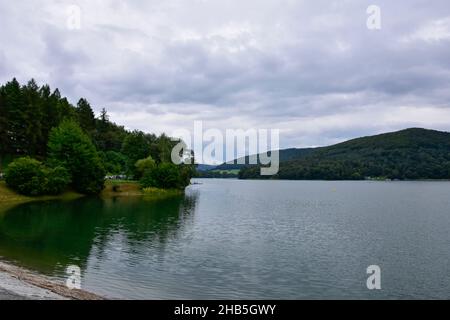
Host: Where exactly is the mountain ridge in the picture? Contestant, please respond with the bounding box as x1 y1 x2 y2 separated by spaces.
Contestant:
234 128 450 180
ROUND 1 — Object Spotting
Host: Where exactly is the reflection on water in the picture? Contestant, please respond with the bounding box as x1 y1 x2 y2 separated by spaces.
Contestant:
0 192 197 297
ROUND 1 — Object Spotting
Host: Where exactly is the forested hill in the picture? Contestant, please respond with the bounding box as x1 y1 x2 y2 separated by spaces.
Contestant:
215 147 315 171
239 128 450 180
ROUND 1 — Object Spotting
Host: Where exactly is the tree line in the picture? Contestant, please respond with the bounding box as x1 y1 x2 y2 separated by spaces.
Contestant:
0 78 194 195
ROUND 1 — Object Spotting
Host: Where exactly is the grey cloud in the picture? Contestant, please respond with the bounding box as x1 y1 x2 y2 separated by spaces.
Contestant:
1 0 450 149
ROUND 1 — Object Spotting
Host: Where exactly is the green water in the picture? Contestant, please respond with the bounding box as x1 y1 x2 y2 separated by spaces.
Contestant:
0 179 450 299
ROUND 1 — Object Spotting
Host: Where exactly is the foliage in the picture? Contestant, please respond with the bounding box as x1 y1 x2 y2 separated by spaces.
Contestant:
155 133 174 163
140 163 192 189
0 78 195 195
43 166 71 195
0 78 128 160
47 120 105 194
5 157 46 195
100 151 127 175
4 157 70 196
76 98 96 133
121 130 151 176
135 156 156 179
179 164 196 187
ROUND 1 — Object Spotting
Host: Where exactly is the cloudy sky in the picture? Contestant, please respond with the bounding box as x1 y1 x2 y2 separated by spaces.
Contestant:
1 0 450 149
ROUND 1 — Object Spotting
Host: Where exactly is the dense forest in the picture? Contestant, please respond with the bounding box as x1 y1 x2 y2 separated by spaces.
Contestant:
239 128 450 180
0 78 194 195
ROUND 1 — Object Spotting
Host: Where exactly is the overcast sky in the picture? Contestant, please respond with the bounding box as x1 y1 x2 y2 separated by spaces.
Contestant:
1 0 450 149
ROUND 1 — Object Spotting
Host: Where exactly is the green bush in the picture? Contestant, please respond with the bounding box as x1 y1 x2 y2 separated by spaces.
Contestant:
140 162 192 189
135 156 156 179
5 157 46 195
179 164 195 187
43 166 71 195
4 157 71 196
140 169 157 189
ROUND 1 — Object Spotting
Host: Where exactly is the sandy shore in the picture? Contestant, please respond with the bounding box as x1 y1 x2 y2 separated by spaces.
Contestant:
0 261 104 300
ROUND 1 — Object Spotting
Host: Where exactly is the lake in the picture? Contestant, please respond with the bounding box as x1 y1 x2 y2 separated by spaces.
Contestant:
0 179 449 299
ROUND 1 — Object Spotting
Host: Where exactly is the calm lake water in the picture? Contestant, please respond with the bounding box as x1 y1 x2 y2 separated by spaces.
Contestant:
0 179 450 299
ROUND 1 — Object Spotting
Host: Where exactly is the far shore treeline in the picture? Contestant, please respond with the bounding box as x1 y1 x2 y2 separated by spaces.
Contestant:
0 78 194 196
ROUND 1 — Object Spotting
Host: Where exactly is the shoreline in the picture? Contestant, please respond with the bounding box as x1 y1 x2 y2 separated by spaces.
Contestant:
0 260 104 300
0 181 84 206
0 180 184 207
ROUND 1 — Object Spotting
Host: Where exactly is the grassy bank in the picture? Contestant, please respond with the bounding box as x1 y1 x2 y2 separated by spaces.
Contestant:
100 180 143 197
1 180 184 207
142 187 184 199
101 180 184 199
0 181 83 204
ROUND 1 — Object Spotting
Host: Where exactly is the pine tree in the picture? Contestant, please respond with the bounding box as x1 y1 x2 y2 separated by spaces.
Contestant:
77 98 95 133
0 88 7 171
3 78 27 155
100 108 109 124
23 79 43 156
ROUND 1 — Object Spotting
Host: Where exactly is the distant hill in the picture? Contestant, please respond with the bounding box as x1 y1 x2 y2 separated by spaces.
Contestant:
196 148 314 178
215 147 315 171
239 128 450 180
196 164 217 172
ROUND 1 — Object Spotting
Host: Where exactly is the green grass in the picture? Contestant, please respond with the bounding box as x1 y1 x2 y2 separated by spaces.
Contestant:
0 180 182 209
142 187 184 199
102 180 184 200
0 181 83 205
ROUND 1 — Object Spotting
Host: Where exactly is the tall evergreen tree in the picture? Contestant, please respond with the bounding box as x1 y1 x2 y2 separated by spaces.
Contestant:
3 78 27 155
99 108 109 126
77 98 95 133
22 79 43 156
0 89 8 170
